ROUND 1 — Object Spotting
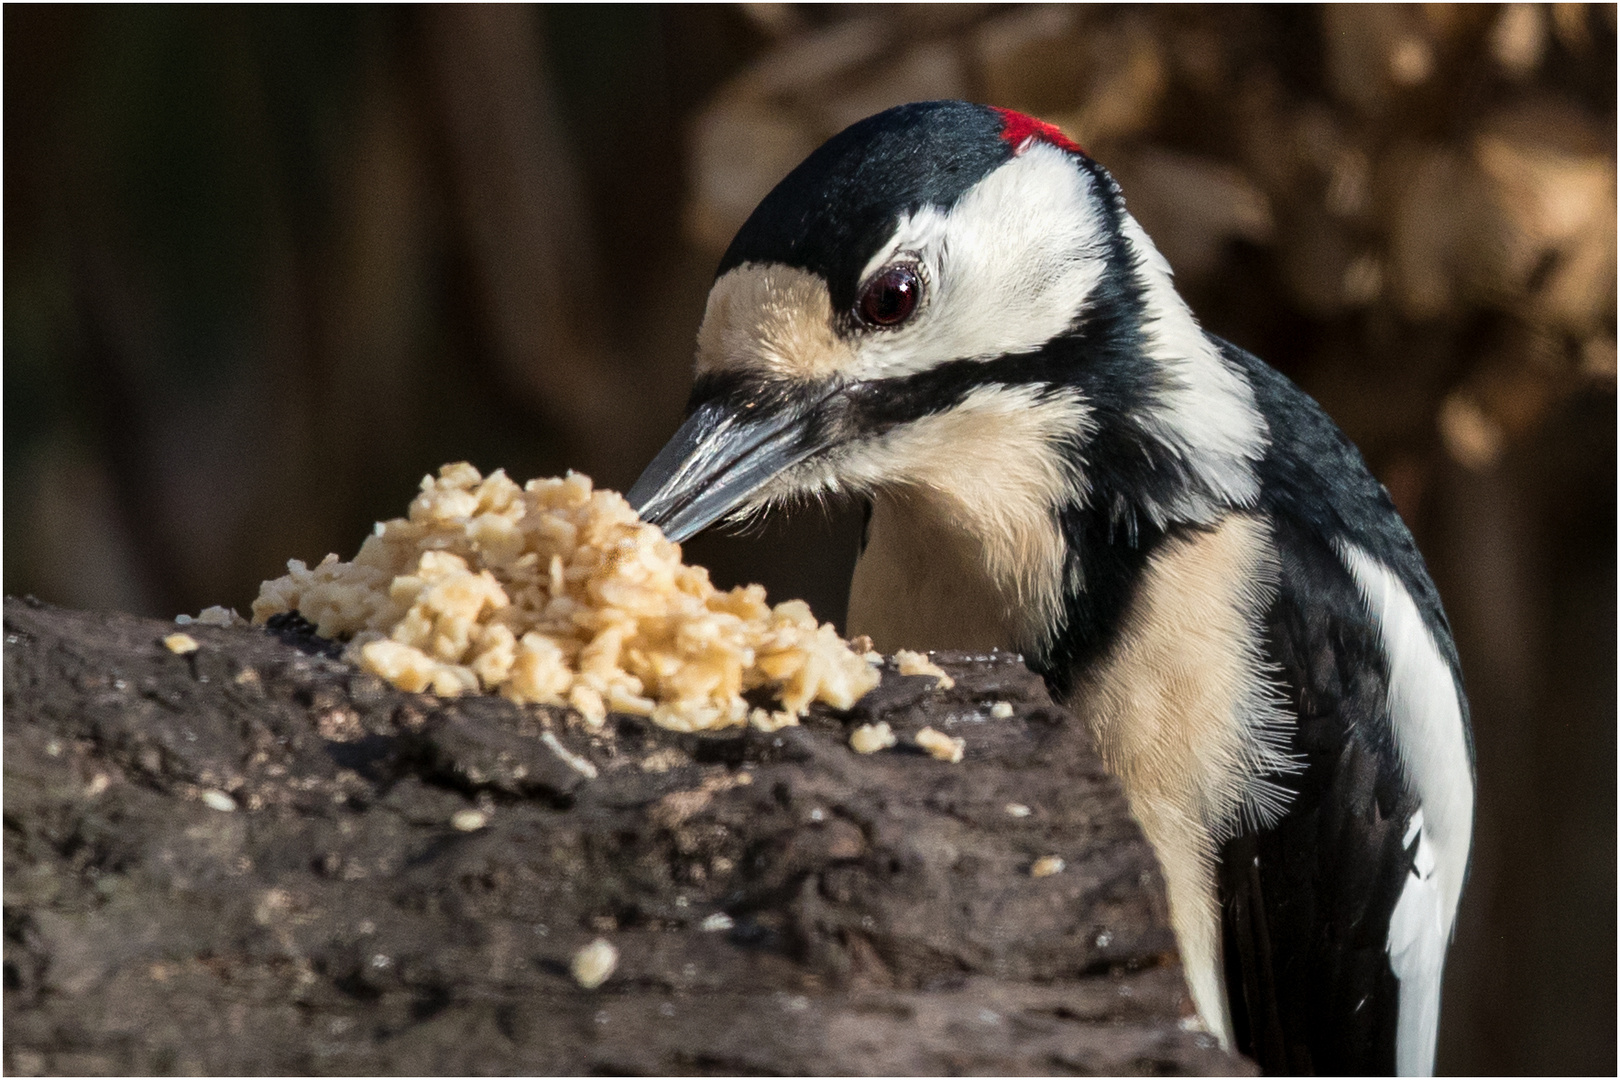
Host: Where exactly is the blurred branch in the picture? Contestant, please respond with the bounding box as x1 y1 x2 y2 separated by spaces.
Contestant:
69 251 187 616
416 4 641 476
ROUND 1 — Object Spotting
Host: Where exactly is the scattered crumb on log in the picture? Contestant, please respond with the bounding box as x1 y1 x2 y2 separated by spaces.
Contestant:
2 596 1252 1075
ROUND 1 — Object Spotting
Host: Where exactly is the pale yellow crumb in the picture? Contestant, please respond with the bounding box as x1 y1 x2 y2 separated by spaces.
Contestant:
541 732 598 779
1005 802 1032 817
571 938 619 989
849 721 897 754
193 605 243 628
894 649 955 690
638 748 690 773
163 633 200 655
988 701 1014 719
915 726 964 763
1031 855 1066 878
450 809 488 832
200 790 236 813
748 707 799 732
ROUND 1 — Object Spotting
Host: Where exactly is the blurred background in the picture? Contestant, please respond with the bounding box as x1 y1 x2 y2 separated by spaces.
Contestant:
4 4 1613 1072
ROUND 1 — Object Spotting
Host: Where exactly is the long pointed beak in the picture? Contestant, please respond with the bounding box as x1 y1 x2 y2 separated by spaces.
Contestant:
627 398 825 542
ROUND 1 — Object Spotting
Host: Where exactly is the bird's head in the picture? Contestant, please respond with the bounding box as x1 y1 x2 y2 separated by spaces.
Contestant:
629 100 1266 558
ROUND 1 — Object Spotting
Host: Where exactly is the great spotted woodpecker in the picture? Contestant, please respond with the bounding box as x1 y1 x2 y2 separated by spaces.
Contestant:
628 100 1474 1076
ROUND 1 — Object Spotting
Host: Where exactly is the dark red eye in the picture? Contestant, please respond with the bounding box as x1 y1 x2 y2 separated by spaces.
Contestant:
857 265 922 327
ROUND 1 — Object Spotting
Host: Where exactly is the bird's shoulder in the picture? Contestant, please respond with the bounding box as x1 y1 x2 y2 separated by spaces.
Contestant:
1214 337 1462 680
1208 341 1441 1074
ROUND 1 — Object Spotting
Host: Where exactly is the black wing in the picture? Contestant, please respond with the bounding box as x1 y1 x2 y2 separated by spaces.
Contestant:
1221 515 1420 1074
1212 339 1469 1075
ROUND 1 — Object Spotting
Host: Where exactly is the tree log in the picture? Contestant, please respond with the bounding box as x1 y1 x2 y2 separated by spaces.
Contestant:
2 596 1250 1075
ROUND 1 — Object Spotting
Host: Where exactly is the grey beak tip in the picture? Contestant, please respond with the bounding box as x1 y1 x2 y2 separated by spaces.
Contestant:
659 520 700 544
624 480 658 516
626 396 824 548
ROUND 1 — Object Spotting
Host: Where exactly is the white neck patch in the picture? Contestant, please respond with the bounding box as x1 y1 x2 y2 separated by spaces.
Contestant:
1117 213 1267 520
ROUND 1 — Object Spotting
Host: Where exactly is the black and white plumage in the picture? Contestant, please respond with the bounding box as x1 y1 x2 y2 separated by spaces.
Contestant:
628 101 1475 1076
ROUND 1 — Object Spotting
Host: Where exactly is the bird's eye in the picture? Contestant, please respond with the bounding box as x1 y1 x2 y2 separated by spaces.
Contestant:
857 265 922 328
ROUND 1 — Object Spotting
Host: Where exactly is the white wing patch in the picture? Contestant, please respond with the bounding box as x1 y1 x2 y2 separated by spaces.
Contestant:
1338 543 1475 1077
1388 810 1446 1077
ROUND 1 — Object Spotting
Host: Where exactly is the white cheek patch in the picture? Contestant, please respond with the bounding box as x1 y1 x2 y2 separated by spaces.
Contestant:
847 149 1266 524
851 143 1111 378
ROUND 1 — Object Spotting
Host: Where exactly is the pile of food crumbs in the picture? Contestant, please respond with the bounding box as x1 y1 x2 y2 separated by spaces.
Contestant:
250 463 881 732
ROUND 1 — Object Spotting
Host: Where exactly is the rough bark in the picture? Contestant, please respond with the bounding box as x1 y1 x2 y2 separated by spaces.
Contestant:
2 597 1251 1075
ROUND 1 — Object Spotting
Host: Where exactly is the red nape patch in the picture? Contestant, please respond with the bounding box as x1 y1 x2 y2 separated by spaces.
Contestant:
992 107 1085 157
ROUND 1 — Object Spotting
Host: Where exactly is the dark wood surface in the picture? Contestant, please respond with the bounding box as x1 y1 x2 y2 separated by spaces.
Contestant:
2 596 1252 1075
